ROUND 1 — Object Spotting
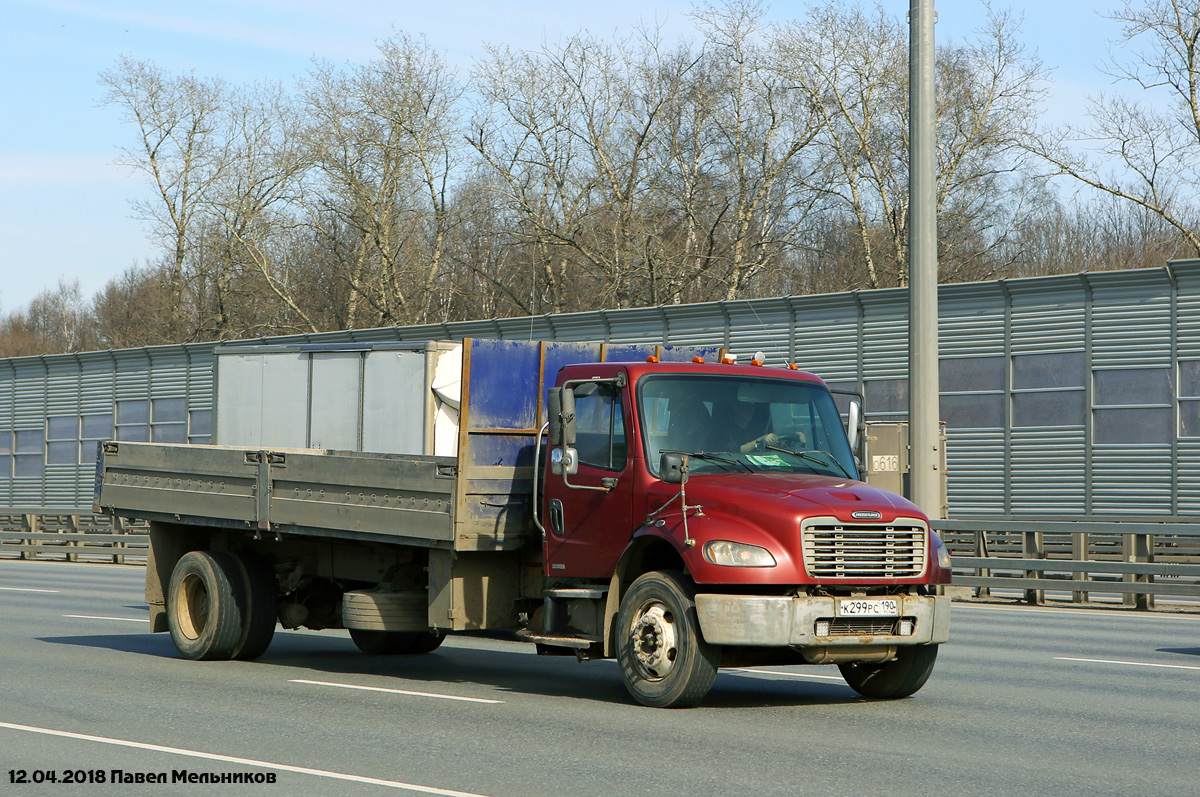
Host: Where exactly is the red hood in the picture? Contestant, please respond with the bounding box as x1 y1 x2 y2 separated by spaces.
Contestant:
639 470 933 586
675 471 925 524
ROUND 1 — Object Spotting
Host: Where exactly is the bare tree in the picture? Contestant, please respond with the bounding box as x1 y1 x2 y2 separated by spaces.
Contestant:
469 30 688 311
200 81 312 337
90 264 177 349
100 57 229 337
777 1 1049 288
303 33 464 328
1029 0 1200 256
0 280 96 357
682 1 823 300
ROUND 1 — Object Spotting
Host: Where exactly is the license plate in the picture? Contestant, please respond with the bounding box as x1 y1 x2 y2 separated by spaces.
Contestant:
837 598 899 617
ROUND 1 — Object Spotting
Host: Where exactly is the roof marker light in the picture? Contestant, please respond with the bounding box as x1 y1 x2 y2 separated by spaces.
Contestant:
646 355 660 363
692 356 705 363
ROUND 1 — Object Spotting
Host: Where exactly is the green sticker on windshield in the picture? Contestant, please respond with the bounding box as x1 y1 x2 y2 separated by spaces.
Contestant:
746 454 787 468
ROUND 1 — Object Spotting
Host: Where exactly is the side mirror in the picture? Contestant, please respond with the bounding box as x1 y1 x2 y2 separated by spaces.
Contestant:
550 447 579 477
548 387 577 446
846 399 863 455
660 451 690 485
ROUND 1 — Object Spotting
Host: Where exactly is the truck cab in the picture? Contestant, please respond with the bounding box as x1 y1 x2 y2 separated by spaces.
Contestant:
539 359 951 707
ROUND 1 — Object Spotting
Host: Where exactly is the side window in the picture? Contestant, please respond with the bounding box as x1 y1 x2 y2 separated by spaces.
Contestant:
573 385 627 471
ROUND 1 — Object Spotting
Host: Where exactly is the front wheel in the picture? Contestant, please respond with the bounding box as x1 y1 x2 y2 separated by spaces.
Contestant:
616 570 720 708
839 644 938 699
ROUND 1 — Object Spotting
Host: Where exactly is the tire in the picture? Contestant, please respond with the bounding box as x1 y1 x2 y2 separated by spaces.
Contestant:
349 629 446 655
616 570 720 708
839 644 939 699
232 552 277 661
406 631 445 654
167 550 246 661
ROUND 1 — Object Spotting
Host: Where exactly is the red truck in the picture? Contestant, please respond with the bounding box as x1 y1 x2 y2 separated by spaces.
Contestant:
96 339 951 708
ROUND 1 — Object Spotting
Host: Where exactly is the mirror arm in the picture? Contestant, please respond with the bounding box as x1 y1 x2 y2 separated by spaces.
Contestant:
531 422 549 535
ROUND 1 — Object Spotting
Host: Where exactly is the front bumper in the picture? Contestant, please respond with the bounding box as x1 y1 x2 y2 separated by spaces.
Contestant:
694 593 950 647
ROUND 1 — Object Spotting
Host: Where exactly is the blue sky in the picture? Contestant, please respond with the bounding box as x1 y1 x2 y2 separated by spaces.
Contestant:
0 0 1131 313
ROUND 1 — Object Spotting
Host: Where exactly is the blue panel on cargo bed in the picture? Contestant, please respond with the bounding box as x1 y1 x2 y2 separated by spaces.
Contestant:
468 339 541 430
541 341 603 417
659 345 722 362
467 433 538 468
604 344 656 363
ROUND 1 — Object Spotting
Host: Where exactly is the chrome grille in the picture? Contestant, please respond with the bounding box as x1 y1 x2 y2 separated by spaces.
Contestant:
801 523 927 578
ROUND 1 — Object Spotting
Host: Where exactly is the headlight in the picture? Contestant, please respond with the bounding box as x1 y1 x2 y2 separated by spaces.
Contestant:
932 532 952 570
703 540 777 567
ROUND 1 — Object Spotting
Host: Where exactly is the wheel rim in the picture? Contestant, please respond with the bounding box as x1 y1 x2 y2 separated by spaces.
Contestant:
629 601 678 680
176 572 209 641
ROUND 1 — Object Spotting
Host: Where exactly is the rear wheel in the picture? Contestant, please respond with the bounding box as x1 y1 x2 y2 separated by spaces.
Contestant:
839 644 939 699
232 552 277 660
349 629 445 655
167 550 245 661
616 570 719 708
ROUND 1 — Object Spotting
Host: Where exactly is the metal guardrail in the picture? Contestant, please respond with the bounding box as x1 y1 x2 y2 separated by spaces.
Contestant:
0 509 148 565
4 512 1199 612
935 518 1200 610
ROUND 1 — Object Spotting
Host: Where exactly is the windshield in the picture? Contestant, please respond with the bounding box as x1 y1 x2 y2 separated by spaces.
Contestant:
639 374 858 479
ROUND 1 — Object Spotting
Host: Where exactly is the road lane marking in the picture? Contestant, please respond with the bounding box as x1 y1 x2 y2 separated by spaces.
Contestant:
289 679 504 704
0 560 136 569
1055 657 1200 672
62 614 150 623
729 668 845 682
0 587 59 592
0 720 490 796
953 604 1200 621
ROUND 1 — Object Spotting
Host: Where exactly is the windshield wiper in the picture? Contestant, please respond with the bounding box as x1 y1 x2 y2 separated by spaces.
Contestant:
765 445 854 479
664 450 753 473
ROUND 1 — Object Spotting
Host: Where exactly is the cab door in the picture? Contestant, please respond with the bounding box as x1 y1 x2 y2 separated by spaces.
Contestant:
543 382 634 578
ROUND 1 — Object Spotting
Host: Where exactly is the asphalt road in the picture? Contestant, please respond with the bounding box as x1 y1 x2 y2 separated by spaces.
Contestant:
2 559 1198 797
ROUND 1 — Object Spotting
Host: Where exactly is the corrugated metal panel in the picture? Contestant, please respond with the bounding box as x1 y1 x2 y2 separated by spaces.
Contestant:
1089 271 1172 367
1092 448 1174 514
392 322 449 341
542 311 609 342
1175 267 1200 359
148 349 189 397
660 304 728 348
943 430 1006 514
605 307 668 346
1177 441 1200 513
726 298 792 364
3 261 1200 516
860 292 909 378
1007 275 1087 354
114 350 150 400
1009 429 1087 514
791 295 861 381
0 364 12 506
46 358 80 414
80 356 117 413
185 349 215 412
14 361 47 428
939 283 1006 357
494 316 557 340
445 319 509 340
